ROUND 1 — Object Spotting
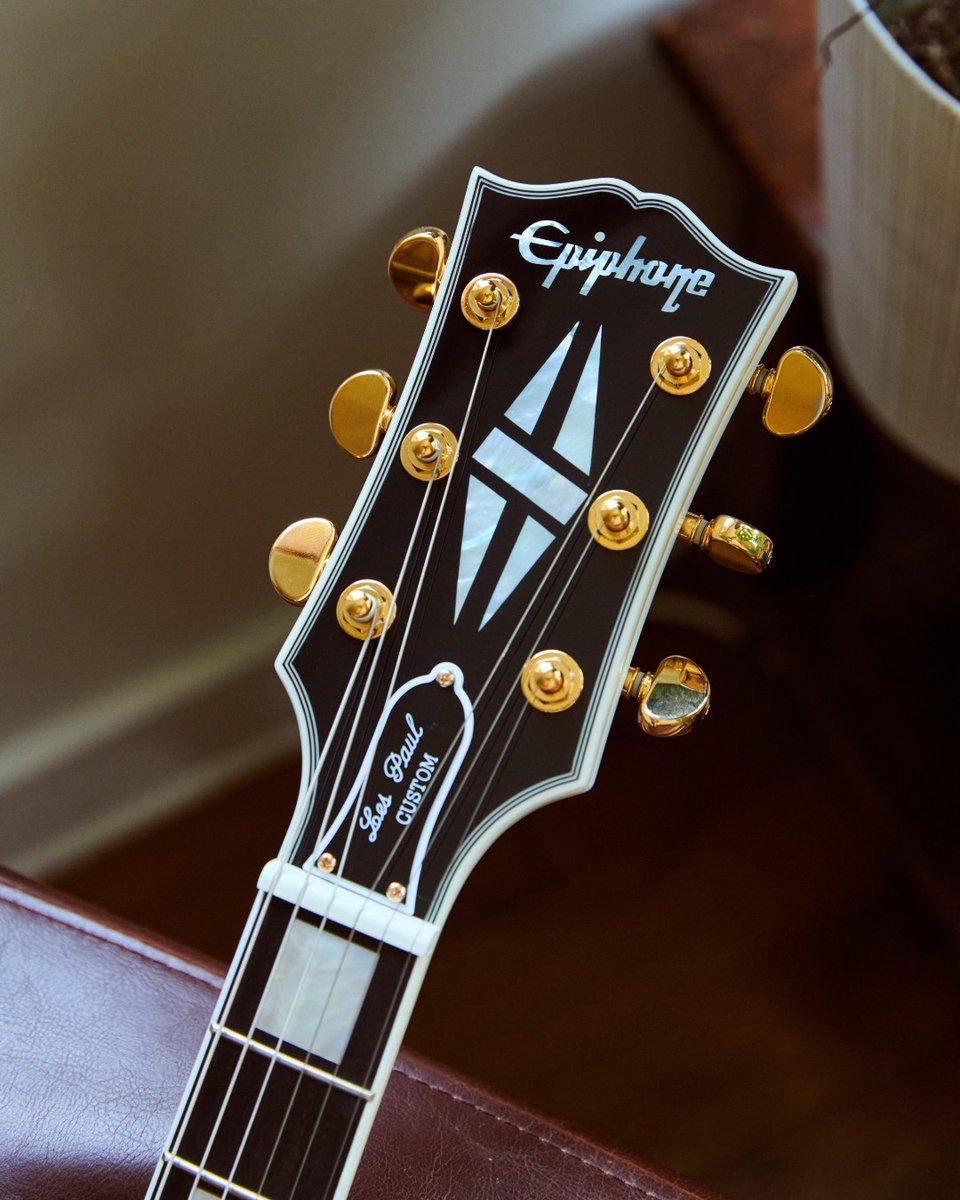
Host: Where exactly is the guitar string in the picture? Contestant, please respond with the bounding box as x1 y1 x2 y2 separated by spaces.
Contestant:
206 533 430 1196
178 447 445 1198
278 346 664 1200
253 313 502 1200
198 314 499 1200
172 606 398 1199
151 622 382 1199
367 363 666 907
285 350 667 1198
258 337 664 1200
173 306 661 1198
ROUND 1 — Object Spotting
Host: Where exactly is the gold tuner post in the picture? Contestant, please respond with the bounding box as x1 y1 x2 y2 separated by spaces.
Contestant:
588 490 650 551
336 579 396 641
678 512 773 575
388 227 449 311
747 346 833 436
650 337 711 395
329 369 396 458
400 423 458 481
461 274 520 330
520 649 583 713
269 518 338 606
621 656 710 737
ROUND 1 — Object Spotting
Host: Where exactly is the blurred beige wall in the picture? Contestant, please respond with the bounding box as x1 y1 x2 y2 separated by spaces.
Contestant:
0 0 738 873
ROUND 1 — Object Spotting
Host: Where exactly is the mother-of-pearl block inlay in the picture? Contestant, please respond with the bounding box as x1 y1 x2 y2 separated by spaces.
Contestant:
472 428 587 522
257 919 378 1063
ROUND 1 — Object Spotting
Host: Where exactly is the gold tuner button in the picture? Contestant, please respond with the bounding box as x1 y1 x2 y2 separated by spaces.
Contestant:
678 512 773 575
747 346 833 436
269 517 338 606
388 227 449 311
621 656 710 737
329 369 397 459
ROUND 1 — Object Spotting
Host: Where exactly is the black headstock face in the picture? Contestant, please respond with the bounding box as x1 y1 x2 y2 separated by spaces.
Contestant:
276 170 795 922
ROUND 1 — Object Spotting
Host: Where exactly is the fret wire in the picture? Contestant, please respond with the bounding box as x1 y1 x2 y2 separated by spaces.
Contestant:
163 1153 272 1200
172 1031 368 1197
210 1023 375 1101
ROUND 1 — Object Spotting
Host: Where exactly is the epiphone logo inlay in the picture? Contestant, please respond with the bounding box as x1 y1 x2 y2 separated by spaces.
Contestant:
512 219 714 311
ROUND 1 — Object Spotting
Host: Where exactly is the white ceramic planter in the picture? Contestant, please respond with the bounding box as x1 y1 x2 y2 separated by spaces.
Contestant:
819 0 960 479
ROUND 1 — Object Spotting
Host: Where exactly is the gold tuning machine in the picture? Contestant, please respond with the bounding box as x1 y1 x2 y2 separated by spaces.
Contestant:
747 346 833 436
678 512 773 574
269 517 337 606
387 227 449 311
622 656 710 737
329 369 396 458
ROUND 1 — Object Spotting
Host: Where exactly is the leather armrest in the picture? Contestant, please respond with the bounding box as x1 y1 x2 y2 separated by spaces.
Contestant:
0 869 722 1200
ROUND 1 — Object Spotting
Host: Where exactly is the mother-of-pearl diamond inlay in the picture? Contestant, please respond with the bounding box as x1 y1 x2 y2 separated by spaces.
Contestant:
455 323 601 628
472 429 587 523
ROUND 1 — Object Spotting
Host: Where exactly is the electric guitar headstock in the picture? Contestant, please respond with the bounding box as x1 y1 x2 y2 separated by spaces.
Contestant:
148 169 831 1200
266 168 832 926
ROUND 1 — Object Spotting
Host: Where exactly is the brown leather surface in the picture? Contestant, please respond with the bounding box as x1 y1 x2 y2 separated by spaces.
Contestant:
0 869 721 1200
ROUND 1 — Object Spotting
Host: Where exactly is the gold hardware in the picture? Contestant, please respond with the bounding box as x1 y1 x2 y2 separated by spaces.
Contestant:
520 649 584 713
336 579 396 641
650 337 711 394
268 517 338 606
387 227 449 311
317 852 337 873
400 423 458 480
588 490 650 551
329 369 397 458
747 346 833 436
436 669 455 688
678 512 773 575
386 882 407 903
622 656 710 737
460 273 520 330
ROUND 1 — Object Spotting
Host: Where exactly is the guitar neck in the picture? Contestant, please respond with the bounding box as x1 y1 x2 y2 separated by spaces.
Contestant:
144 167 823 1200
146 866 435 1200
